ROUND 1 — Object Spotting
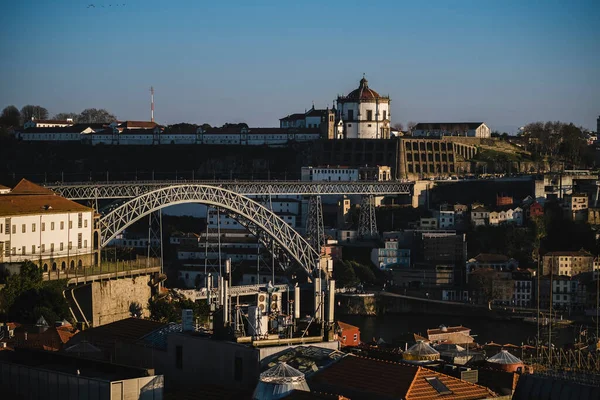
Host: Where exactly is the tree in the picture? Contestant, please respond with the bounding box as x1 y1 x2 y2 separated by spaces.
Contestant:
0 105 21 127
20 105 48 123
333 260 358 288
168 123 198 133
0 261 70 323
54 112 79 122
393 123 404 132
78 108 117 124
407 121 417 133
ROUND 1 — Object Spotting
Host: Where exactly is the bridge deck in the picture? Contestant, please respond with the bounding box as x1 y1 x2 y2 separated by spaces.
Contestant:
44 179 414 199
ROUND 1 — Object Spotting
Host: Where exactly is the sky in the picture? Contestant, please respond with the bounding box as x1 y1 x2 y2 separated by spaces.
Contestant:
1 0 599 133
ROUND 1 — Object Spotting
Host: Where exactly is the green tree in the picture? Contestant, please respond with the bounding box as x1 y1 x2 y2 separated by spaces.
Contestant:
0 105 21 127
333 260 358 288
20 105 48 123
0 261 70 323
54 112 80 122
78 108 117 124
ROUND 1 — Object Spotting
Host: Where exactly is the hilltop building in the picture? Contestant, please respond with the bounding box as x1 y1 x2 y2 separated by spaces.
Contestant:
336 77 391 139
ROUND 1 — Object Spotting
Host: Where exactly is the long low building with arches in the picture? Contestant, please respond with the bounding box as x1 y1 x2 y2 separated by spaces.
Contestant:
0 179 100 274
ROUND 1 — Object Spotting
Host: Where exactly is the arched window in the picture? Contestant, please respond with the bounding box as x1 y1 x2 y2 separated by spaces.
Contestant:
52 262 57 271
61 261 66 270
43 263 48 272
78 260 83 268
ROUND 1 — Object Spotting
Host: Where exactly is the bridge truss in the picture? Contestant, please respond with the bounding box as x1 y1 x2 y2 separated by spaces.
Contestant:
46 180 413 200
99 185 320 276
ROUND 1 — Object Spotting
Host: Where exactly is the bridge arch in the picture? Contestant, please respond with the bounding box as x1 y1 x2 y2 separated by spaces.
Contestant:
99 184 320 275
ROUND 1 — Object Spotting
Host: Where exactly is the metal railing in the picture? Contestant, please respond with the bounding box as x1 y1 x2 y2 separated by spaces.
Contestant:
43 257 162 283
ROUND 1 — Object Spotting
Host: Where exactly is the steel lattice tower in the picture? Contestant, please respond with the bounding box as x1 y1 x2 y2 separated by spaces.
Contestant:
306 195 325 254
358 195 378 238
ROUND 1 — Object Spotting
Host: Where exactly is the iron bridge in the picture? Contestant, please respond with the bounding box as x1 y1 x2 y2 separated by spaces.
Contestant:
45 180 414 200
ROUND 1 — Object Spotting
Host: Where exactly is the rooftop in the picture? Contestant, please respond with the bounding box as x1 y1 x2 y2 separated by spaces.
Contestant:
68 317 168 347
0 348 155 382
427 326 471 336
309 355 496 399
544 249 593 257
0 179 93 216
414 122 485 130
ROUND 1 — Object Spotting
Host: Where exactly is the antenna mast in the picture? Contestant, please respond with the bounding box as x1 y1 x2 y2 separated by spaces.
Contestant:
150 86 155 122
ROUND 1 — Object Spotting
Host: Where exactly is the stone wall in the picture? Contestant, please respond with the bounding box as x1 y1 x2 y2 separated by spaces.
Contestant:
70 275 153 327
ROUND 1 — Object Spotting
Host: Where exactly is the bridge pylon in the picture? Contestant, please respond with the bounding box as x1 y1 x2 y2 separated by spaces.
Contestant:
358 194 378 239
306 195 325 255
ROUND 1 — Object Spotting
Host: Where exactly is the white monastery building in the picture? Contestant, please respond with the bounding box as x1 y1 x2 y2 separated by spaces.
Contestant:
412 122 491 138
336 77 391 139
0 180 99 274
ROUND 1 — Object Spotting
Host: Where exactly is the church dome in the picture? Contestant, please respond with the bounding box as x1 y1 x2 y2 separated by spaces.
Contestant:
346 77 383 100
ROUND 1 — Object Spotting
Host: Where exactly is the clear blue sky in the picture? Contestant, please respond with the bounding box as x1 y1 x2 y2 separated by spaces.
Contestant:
1 0 598 133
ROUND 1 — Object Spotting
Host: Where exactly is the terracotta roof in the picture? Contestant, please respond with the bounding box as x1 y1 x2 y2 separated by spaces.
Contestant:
8 325 78 351
118 121 157 129
0 194 92 216
310 355 496 399
473 253 510 263
341 78 386 101
11 179 55 195
337 321 359 332
70 318 167 345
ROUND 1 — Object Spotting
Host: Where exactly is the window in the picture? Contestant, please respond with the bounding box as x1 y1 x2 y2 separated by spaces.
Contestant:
425 377 452 395
51 222 55 231
383 110 387 120
4 242 9 257
22 224 26 233
32 223 36 232
42 222 45 231
11 247 15 255
78 233 82 249
175 345 183 369
60 242 64 251
12 225 16 234
367 110 373 120
60 221 64 230
21 246 25 254
69 220 73 229
84 240 87 248
234 357 243 381
78 213 82 228
4 218 10 233
51 243 54 252
69 242 72 250
342 335 347 342
84 220 88 228
32 245 36 254
353 333 358 342
41 244 45 253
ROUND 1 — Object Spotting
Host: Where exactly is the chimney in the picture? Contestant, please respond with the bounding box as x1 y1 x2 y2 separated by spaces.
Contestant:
24 332 28 341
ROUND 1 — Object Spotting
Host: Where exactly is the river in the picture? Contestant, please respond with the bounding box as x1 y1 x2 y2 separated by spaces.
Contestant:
340 314 577 347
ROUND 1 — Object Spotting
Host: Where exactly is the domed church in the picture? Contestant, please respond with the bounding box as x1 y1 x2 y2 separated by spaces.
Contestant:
336 76 391 139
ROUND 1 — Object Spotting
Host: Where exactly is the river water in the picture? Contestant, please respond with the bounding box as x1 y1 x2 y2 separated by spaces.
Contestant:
340 314 577 347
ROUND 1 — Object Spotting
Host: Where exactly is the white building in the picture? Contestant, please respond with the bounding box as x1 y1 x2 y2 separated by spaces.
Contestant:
433 209 455 229
336 77 391 139
412 122 491 138
24 118 74 129
17 124 104 142
0 179 98 274
489 207 523 226
301 166 359 182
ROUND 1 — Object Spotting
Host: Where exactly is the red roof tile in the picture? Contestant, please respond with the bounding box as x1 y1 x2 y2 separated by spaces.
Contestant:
10 179 56 195
427 326 471 336
310 355 496 399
